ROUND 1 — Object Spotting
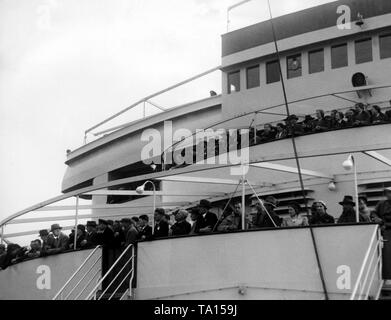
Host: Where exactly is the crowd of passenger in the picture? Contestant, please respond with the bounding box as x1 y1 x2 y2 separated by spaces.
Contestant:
1 187 391 271
253 102 391 144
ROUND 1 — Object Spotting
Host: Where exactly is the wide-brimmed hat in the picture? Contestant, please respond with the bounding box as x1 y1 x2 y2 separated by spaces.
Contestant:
264 196 278 208
50 224 62 232
120 218 131 224
86 221 97 227
77 224 86 232
199 199 211 209
39 229 49 237
98 219 109 226
339 195 355 206
284 114 299 122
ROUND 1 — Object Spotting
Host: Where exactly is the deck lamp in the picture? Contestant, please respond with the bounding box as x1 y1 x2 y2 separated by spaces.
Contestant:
136 181 156 232
342 155 360 222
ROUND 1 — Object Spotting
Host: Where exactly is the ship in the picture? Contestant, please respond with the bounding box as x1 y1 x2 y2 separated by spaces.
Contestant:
0 0 391 300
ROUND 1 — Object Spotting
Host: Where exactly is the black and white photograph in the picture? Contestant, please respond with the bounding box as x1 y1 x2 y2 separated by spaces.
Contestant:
0 0 391 307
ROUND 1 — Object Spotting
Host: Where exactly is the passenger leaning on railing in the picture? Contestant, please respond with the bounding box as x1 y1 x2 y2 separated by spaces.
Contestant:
138 215 153 241
281 202 308 227
309 201 335 225
45 224 69 255
68 224 87 250
251 196 282 229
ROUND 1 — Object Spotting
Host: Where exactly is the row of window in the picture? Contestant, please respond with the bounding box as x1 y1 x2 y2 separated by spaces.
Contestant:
228 33 391 93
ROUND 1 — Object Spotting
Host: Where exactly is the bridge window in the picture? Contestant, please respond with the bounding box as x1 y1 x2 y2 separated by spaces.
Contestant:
266 60 280 84
331 44 348 69
246 65 260 89
380 34 391 59
355 38 373 64
287 54 302 79
228 71 240 94
308 49 324 74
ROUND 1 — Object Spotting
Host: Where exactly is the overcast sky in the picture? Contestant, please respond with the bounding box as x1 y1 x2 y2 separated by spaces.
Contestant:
0 0 335 228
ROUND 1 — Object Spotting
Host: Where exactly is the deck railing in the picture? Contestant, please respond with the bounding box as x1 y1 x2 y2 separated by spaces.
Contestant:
85 244 135 300
53 245 102 300
350 225 384 300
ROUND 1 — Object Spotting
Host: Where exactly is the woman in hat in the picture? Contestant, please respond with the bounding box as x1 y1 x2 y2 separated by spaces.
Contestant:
309 201 335 225
282 202 308 227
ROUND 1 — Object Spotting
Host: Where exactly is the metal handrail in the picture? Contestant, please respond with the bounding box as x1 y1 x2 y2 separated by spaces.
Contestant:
97 252 135 300
74 268 102 300
350 227 378 299
85 244 134 300
64 255 102 300
84 66 221 139
107 265 134 300
53 245 102 300
350 226 383 300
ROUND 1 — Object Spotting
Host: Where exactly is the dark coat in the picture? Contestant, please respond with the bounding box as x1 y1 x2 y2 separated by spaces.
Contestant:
254 208 282 228
200 211 218 230
97 227 115 248
82 231 100 249
68 231 87 249
138 225 153 241
46 232 69 255
309 213 335 225
171 221 192 236
124 226 139 246
337 208 366 224
154 220 169 238
374 200 391 229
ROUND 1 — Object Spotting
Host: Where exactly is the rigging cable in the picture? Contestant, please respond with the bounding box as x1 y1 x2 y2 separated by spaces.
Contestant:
266 0 329 300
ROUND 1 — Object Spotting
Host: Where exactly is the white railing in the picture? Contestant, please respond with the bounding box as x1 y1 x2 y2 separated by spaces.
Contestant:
83 66 221 144
85 244 135 300
53 245 102 300
350 226 384 300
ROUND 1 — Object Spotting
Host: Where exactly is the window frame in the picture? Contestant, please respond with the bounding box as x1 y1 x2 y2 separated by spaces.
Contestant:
246 65 260 89
227 70 241 94
266 60 281 84
379 33 391 60
331 43 348 69
286 53 302 79
355 37 373 64
308 48 325 74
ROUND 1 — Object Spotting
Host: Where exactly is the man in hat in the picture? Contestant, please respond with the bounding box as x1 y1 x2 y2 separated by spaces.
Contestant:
120 218 139 246
198 199 218 234
216 202 242 233
46 224 69 255
312 110 329 132
353 103 371 126
68 224 87 250
154 208 169 238
138 215 153 241
253 196 282 229
337 196 361 224
373 187 391 279
81 221 100 249
258 123 276 143
285 115 304 137
97 219 115 248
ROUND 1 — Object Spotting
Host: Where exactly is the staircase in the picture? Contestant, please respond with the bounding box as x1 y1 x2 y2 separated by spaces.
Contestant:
53 244 135 300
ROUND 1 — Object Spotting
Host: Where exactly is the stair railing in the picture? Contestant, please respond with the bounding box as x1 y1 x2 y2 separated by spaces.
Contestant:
85 244 135 300
53 245 102 300
350 226 384 300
